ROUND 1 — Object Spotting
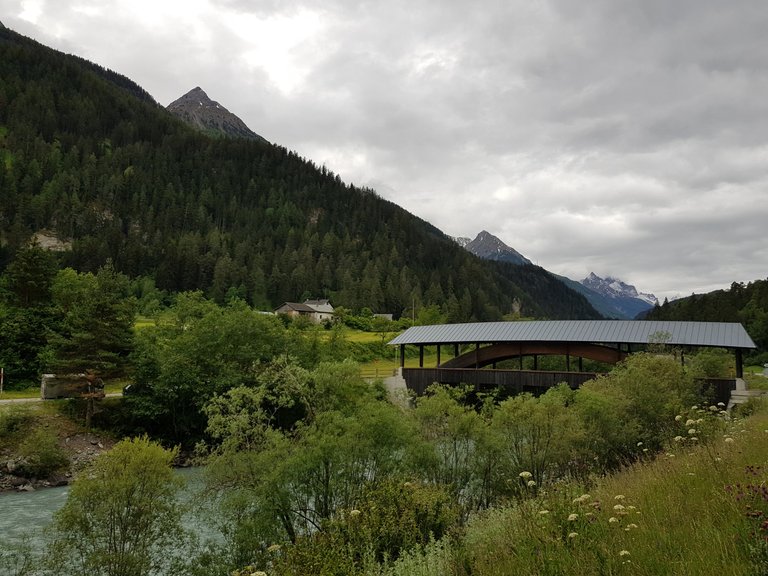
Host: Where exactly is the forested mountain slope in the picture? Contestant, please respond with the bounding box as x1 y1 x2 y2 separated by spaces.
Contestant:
645 279 768 358
0 26 600 321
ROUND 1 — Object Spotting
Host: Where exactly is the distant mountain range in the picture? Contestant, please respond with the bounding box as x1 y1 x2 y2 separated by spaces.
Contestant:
167 87 268 143
455 231 658 319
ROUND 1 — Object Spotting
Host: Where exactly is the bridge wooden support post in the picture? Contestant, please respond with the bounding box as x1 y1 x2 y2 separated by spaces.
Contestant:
400 345 405 368
579 356 583 372
566 353 571 372
736 348 744 378
475 343 479 369
419 346 424 368
437 345 441 367
454 344 459 358
533 354 538 370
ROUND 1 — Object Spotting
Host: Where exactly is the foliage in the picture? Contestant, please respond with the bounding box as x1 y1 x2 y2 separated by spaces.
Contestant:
47 436 187 576
457 402 768 576
202 359 415 569
575 353 698 466
647 279 768 357
15 426 69 478
0 243 58 385
688 347 735 378
48 263 136 376
125 295 288 442
0 404 33 438
271 479 459 575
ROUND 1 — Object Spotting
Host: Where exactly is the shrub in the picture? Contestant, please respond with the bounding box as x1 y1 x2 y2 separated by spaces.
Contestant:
16 427 68 478
0 406 33 438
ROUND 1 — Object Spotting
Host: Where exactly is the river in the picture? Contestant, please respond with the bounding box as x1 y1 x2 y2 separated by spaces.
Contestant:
0 467 219 549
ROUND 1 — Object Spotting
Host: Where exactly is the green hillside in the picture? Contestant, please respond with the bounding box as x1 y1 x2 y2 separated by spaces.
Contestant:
645 279 768 360
0 26 600 321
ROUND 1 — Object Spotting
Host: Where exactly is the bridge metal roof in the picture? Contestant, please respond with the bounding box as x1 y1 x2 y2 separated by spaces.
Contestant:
388 320 756 349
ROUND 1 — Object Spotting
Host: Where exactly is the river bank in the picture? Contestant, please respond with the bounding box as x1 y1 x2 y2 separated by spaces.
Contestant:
0 401 117 493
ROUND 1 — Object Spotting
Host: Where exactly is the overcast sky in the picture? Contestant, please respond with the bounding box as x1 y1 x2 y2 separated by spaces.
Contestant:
3 0 768 299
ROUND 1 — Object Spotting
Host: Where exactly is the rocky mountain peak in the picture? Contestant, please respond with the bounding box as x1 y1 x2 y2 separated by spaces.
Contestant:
580 272 658 306
460 230 532 266
167 87 267 143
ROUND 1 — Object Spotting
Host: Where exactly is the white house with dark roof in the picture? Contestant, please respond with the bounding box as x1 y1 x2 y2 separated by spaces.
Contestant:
274 299 335 324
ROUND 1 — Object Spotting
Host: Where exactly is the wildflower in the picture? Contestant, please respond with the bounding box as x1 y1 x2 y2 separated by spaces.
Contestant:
626 523 638 529
674 435 684 442
685 419 696 426
527 480 537 488
349 509 361 518
568 532 578 539
691 437 699 442
691 405 698 410
519 471 533 480
666 452 675 457
637 441 644 447
572 493 591 504
725 437 735 443
643 448 649 453
627 505 637 510
619 550 631 557
614 495 625 500
613 504 625 511
609 517 619 524
538 510 550 515
568 513 579 521
675 415 683 422
267 544 282 553
717 402 726 408
688 428 697 435
710 405 719 412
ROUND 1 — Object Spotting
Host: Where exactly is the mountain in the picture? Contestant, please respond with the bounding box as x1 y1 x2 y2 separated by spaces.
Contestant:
454 230 656 319
167 87 267 142
456 231 532 265
580 273 657 307
573 273 657 319
0 24 601 321
452 236 472 249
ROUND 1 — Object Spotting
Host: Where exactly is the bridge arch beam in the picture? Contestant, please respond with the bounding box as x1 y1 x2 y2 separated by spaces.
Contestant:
441 342 627 369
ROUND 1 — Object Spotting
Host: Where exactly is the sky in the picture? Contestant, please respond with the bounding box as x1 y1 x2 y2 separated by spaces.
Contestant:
2 0 768 300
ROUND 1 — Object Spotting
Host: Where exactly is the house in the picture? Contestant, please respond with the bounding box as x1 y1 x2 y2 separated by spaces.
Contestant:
274 299 335 324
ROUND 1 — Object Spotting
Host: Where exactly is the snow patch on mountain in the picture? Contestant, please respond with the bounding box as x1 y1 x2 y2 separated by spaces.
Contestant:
580 272 658 306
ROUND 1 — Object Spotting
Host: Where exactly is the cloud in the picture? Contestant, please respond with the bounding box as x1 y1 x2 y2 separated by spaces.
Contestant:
1 0 767 300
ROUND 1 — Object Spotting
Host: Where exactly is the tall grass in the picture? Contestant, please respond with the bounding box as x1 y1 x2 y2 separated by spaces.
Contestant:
380 401 768 576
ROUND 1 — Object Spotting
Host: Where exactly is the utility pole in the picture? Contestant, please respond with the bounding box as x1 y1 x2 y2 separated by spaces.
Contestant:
0 366 4 394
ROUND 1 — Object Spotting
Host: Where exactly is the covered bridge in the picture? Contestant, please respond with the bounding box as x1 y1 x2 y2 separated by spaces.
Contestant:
388 320 756 396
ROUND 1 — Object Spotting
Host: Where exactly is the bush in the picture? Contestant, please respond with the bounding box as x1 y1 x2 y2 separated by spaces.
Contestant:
16 427 68 478
271 479 459 575
0 406 33 438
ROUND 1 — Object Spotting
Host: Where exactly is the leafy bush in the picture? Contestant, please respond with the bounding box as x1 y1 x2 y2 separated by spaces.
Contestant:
271 479 459 575
0 406 33 438
16 427 68 478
